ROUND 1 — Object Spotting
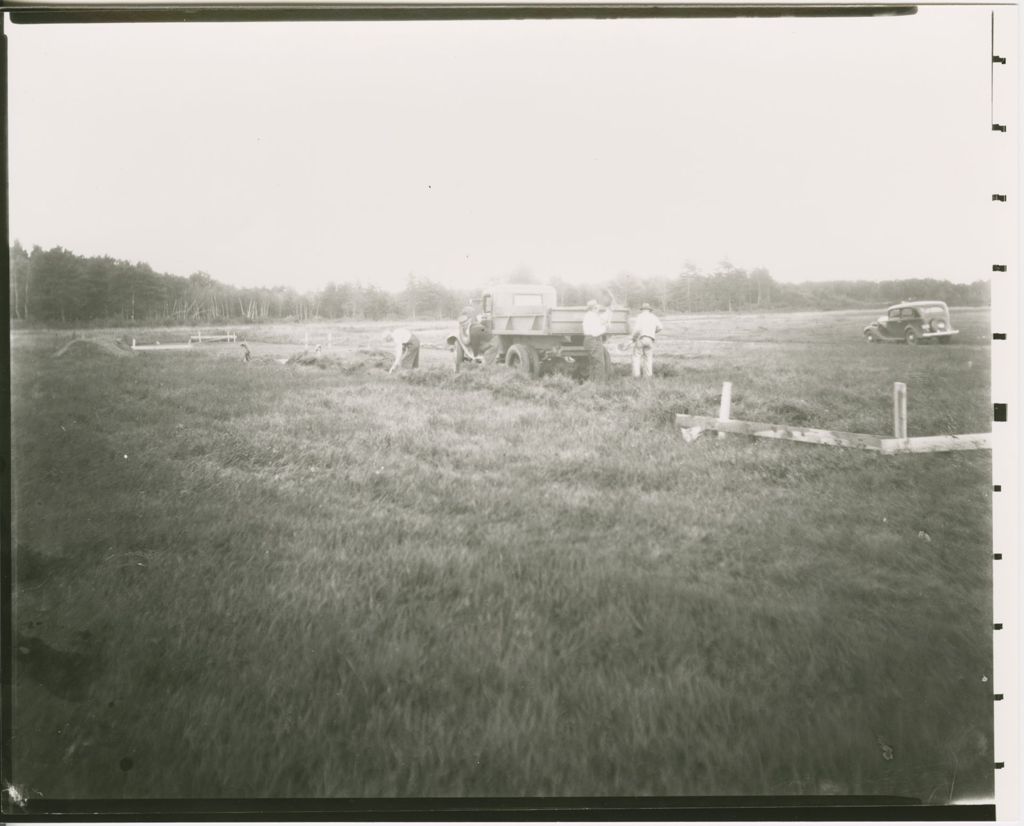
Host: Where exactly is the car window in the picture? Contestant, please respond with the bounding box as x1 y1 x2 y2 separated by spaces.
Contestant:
901 308 919 319
888 309 900 320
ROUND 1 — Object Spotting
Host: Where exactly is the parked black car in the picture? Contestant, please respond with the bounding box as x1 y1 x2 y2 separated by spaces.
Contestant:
863 301 958 344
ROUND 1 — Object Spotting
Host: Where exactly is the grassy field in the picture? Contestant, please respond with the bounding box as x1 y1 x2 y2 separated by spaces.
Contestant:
9 307 993 801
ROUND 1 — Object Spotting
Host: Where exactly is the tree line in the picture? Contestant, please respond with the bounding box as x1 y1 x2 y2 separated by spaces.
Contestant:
8 242 990 325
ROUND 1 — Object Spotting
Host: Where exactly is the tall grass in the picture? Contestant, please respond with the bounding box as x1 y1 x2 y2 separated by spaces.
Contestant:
10 308 992 800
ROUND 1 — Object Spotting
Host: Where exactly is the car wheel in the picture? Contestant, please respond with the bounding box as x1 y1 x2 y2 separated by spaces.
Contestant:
865 331 876 343
904 328 918 345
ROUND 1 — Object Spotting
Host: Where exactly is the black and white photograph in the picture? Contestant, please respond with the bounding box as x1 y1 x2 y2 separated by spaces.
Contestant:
2 0 1018 816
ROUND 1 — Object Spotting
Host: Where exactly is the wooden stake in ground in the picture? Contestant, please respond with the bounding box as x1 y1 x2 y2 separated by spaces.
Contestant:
893 382 908 441
718 381 732 441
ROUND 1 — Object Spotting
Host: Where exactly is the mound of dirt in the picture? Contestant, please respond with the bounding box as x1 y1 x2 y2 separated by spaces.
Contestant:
285 350 336 368
52 337 134 358
283 351 391 372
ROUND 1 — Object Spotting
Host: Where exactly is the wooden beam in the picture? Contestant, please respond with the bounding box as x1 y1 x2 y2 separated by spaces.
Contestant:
677 414 991 455
131 343 192 351
879 433 992 455
676 413 883 450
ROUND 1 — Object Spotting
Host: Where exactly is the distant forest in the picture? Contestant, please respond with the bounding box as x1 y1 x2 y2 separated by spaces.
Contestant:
8 242 991 325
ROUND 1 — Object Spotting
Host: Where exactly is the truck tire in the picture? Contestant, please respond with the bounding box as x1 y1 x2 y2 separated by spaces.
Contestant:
505 343 538 377
904 327 918 345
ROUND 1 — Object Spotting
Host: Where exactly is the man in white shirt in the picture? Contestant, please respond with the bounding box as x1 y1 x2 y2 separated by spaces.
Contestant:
630 302 663 379
582 299 611 381
385 328 420 373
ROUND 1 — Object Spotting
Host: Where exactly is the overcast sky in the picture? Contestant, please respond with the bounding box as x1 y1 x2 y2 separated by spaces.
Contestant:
6 8 1002 292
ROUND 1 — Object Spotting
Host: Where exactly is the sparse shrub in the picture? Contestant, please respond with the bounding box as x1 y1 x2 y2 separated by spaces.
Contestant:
338 352 391 373
398 368 447 386
766 399 818 426
538 373 579 394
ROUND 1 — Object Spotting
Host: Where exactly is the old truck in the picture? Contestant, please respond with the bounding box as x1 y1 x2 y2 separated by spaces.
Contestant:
446 283 630 377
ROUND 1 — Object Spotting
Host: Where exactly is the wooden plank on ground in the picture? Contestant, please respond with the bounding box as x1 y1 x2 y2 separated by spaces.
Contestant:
131 343 192 351
879 433 992 454
675 413 883 451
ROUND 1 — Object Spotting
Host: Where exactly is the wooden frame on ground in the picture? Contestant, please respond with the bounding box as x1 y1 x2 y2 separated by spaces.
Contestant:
189 330 237 344
677 381 991 455
131 330 237 351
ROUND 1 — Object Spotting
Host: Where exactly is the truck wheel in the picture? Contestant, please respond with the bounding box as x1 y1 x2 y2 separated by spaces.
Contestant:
904 328 918 345
505 343 538 377
454 340 464 373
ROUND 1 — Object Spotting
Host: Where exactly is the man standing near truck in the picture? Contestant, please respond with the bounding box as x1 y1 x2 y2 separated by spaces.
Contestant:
630 302 663 379
458 301 493 361
582 299 611 381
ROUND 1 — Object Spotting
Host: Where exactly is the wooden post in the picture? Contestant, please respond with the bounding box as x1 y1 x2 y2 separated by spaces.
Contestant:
131 338 136 349
893 382 908 440
718 381 732 440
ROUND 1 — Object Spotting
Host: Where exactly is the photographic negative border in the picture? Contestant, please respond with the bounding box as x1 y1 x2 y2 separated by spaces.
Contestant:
0 1 1017 820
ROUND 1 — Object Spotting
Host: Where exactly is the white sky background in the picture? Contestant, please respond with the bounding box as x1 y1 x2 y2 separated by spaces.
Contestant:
6 9 996 292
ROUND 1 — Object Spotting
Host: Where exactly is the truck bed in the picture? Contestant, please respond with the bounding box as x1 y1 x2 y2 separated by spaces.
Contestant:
491 306 631 337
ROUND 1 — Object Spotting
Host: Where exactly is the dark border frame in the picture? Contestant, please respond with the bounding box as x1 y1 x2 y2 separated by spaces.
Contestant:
5 2 919 22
